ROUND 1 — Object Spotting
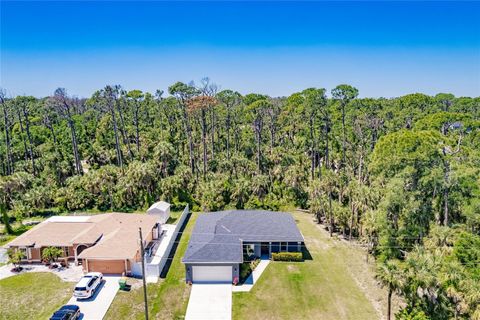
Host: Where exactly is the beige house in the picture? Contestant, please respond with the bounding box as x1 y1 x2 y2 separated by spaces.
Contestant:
6 213 160 275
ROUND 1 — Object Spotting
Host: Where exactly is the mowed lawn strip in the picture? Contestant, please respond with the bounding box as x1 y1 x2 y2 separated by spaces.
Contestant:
232 211 379 320
105 212 196 320
0 272 74 320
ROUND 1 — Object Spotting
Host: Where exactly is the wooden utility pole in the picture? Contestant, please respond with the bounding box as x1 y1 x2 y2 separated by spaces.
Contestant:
139 227 149 320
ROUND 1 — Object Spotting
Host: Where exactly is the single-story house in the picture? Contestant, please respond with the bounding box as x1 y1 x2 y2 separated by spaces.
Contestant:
6 212 163 275
182 210 304 283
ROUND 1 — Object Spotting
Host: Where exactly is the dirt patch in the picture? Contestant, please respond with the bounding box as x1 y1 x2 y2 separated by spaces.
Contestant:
305 237 332 250
126 278 143 290
287 265 300 273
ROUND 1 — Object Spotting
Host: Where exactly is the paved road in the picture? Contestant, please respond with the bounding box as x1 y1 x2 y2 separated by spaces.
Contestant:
185 283 232 320
68 276 120 320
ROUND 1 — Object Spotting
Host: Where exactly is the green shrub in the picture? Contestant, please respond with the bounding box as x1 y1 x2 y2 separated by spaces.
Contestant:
250 258 260 270
240 263 252 281
41 246 64 263
396 307 430 320
271 252 303 262
240 258 261 282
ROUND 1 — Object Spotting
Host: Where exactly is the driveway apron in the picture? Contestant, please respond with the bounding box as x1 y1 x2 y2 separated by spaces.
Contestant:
67 275 120 320
185 283 232 320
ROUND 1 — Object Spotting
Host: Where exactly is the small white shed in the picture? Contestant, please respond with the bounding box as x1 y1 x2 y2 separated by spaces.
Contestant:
147 201 171 225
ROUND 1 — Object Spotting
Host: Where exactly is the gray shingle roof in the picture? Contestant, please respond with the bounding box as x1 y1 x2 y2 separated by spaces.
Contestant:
182 210 304 263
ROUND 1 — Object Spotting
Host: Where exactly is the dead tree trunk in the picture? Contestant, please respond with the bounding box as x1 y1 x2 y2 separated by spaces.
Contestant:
226 109 231 161
181 101 195 175
443 155 450 226
341 102 347 172
1 97 13 175
309 115 315 179
16 108 30 163
201 108 207 180
134 100 141 156
21 102 36 175
210 108 215 161
109 101 123 168
116 99 134 160
66 110 83 175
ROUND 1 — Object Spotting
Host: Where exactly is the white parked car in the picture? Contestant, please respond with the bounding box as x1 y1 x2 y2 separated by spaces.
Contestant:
73 272 103 299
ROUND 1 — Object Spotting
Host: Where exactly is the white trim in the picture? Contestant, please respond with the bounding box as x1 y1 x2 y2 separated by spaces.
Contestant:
80 257 136 260
46 216 90 223
183 261 242 264
241 238 304 242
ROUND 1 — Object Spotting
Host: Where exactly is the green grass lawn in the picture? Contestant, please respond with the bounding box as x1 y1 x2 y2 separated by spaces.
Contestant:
166 210 184 224
105 212 196 320
0 223 35 246
0 273 74 320
0 210 389 320
232 211 381 320
109 210 386 320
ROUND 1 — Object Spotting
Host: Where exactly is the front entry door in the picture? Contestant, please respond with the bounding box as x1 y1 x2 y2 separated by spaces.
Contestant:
261 243 269 255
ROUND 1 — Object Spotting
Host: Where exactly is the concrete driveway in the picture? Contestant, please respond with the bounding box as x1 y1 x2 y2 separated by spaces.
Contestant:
68 275 120 320
185 283 232 320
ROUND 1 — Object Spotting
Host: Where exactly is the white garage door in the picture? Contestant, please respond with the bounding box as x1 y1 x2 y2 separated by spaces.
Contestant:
192 265 232 283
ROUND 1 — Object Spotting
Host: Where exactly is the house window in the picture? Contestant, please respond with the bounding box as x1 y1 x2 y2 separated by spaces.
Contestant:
287 242 300 252
281 242 287 252
245 244 255 257
19 247 28 260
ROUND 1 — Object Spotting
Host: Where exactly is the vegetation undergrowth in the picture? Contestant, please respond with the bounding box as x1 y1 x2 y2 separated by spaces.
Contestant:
1 82 479 318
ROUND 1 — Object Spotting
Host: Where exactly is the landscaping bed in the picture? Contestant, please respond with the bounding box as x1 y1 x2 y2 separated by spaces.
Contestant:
239 258 260 283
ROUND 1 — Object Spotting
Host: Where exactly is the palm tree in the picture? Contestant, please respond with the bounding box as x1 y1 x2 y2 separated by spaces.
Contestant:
42 246 64 266
230 177 251 209
377 259 404 320
7 249 25 272
320 170 338 237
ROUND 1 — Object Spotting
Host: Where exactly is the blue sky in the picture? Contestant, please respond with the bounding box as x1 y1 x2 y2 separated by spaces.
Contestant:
1 1 479 98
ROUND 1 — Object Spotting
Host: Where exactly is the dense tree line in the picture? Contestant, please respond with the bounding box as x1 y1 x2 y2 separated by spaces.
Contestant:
1 81 479 319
